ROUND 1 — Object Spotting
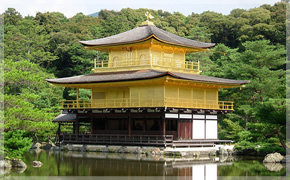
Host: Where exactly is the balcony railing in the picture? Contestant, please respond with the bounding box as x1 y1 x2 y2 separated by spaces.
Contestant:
60 134 174 146
93 58 199 74
61 98 234 111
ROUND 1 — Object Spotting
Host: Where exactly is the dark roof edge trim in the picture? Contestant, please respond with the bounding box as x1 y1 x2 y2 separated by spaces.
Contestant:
167 72 250 85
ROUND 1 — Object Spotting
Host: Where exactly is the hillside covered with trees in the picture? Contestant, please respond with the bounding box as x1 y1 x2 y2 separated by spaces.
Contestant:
2 1 287 158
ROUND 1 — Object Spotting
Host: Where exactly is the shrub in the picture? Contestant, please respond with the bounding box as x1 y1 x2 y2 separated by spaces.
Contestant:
4 130 33 159
234 141 286 156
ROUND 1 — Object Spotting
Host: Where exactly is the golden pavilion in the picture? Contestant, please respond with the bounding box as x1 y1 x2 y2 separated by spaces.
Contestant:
47 19 249 147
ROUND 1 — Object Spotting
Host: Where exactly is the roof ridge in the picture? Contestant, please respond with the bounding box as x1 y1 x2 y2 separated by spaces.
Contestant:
152 26 184 44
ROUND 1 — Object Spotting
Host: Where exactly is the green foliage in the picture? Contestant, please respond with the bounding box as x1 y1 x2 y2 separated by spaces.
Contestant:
4 130 33 159
218 119 243 142
234 141 285 155
3 8 22 26
3 58 61 139
4 19 58 67
4 58 63 108
68 88 91 100
256 143 285 155
4 94 57 139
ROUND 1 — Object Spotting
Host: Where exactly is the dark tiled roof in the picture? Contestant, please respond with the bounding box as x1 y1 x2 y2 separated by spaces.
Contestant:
53 113 77 122
46 70 249 85
169 72 249 85
80 25 215 49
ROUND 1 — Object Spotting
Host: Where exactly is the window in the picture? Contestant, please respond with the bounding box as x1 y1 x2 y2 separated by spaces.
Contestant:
192 120 205 139
139 54 147 65
94 119 105 130
206 120 217 139
176 59 181 68
146 119 160 131
113 57 119 67
166 119 177 131
133 119 145 130
107 120 119 130
153 55 159 65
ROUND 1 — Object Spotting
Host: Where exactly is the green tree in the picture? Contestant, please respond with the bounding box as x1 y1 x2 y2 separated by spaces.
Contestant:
4 130 32 159
4 19 58 67
34 12 68 33
3 8 22 26
256 100 286 150
4 59 62 143
200 11 236 47
213 40 285 105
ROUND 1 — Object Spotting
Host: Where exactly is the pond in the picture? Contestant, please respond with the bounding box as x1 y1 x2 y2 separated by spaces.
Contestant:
7 150 287 177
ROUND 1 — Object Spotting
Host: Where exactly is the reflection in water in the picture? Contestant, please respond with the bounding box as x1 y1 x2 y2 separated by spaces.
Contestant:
8 150 286 177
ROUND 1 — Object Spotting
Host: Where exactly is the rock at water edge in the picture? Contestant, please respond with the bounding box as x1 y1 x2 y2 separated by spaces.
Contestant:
0 160 12 168
11 159 27 169
32 161 43 168
263 152 284 163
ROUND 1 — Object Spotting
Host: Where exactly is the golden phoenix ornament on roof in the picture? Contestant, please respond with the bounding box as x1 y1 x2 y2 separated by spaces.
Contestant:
145 11 154 21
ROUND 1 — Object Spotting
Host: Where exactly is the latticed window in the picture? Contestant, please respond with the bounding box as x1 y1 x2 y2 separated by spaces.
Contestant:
176 59 181 68
113 57 119 67
139 54 146 65
153 55 159 65
126 52 135 65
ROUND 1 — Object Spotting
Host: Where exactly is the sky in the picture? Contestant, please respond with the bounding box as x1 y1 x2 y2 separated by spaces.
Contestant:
2 0 281 17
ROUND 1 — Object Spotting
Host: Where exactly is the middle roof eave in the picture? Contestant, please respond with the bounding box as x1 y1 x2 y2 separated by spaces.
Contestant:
46 69 249 86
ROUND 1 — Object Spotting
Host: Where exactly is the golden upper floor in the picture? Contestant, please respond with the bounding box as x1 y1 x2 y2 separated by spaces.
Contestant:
80 24 215 74
92 41 200 74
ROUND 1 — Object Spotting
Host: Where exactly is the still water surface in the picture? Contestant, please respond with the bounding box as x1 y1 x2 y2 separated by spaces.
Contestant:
10 150 286 177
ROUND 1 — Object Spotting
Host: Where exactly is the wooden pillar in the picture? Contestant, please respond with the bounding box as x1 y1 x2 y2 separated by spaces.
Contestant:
144 118 147 132
104 117 107 134
73 122 76 134
162 116 166 136
76 120 79 134
128 112 131 137
177 113 180 139
90 117 93 134
58 123 61 136
58 123 61 145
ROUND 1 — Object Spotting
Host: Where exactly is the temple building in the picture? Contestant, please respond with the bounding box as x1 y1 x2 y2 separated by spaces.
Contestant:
47 18 249 147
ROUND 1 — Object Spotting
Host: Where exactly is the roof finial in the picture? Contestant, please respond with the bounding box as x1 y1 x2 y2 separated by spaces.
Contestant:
145 11 154 21
141 11 155 26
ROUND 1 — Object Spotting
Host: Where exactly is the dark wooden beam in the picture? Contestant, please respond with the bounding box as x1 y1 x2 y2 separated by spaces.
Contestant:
76 120 79 134
90 117 93 134
162 116 166 136
73 122 76 134
128 112 131 137
58 123 61 146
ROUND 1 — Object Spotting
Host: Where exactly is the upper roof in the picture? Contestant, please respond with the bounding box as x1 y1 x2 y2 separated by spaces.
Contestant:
80 25 215 49
46 70 249 86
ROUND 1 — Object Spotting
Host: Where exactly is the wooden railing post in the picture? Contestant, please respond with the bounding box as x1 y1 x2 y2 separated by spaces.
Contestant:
94 58 96 69
77 88 79 108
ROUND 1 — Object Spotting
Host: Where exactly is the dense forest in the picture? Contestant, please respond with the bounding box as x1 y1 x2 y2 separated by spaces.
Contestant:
2 1 287 158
